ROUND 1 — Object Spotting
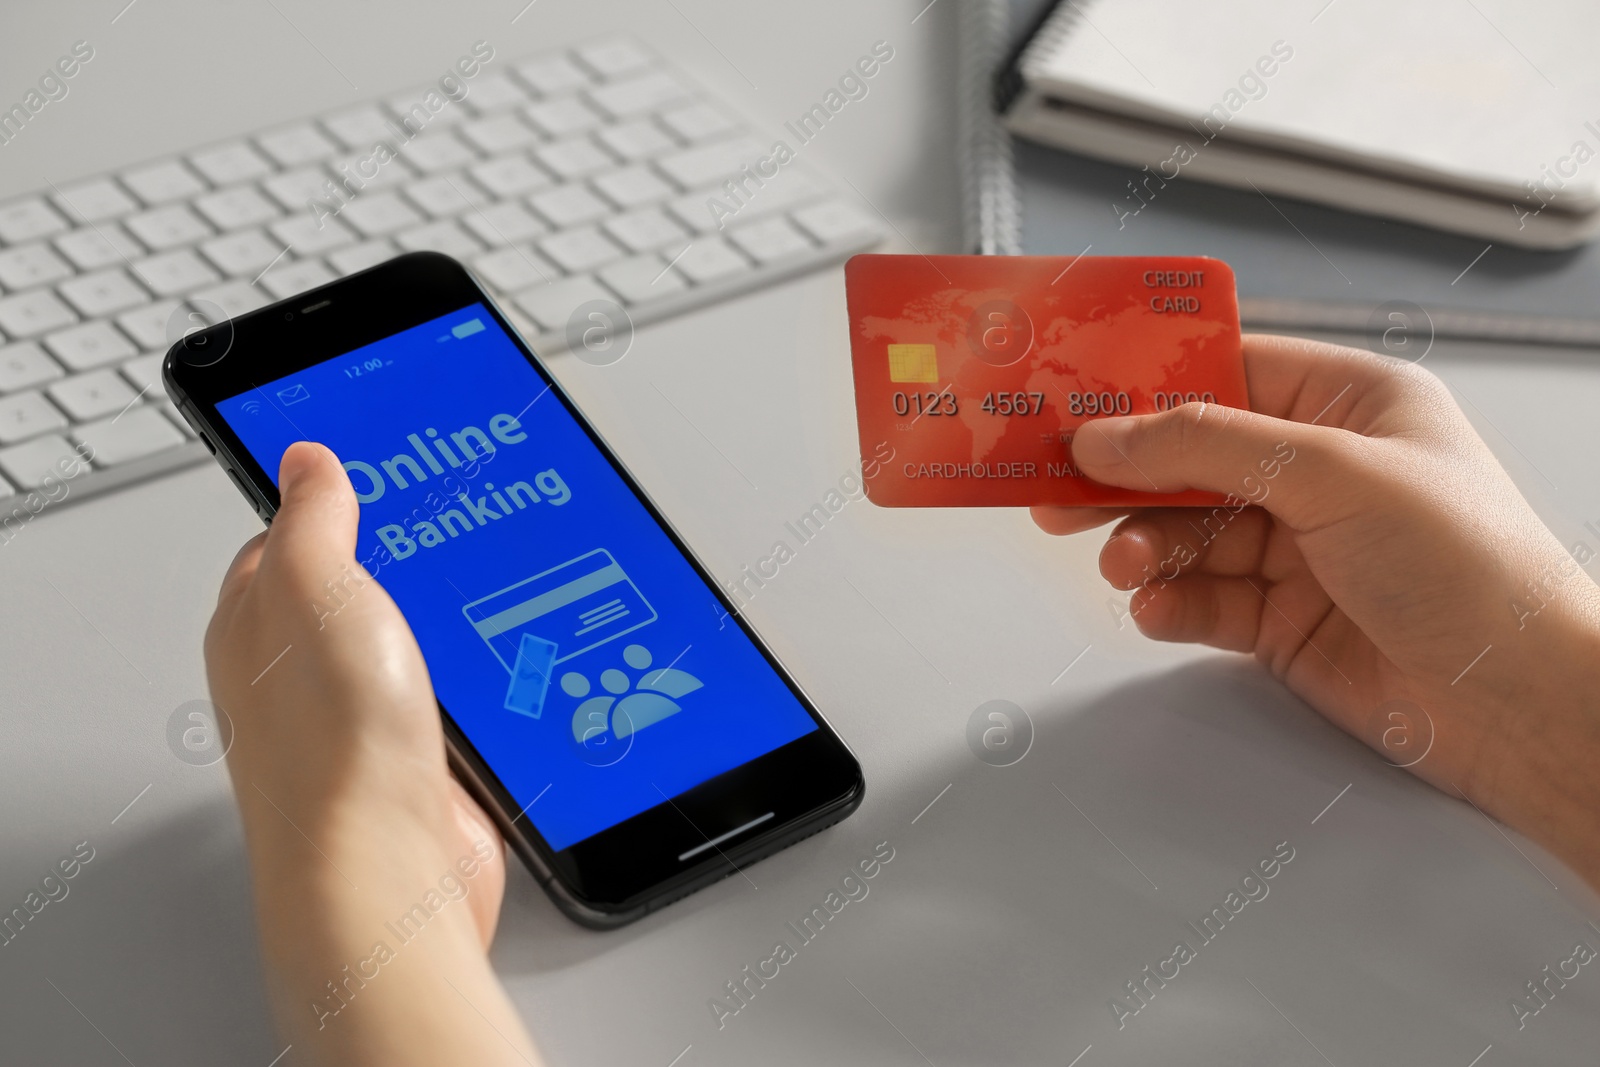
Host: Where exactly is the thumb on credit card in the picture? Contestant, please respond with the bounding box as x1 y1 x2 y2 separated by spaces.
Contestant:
1070 404 1378 532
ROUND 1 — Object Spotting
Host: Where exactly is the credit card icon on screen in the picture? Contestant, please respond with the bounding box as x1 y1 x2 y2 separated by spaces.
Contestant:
462 549 658 674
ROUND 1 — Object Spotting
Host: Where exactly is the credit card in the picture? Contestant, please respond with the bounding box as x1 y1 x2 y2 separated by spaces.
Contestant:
844 254 1247 507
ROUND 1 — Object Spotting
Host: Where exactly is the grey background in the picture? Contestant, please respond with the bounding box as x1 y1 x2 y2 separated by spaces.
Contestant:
2 1 1599 1065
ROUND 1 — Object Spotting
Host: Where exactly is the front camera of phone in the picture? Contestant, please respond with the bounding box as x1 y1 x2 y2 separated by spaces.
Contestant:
284 311 295 321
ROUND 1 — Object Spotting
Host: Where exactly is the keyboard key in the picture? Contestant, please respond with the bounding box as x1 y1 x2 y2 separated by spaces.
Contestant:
264 168 336 211
50 368 137 421
666 172 823 233
340 194 424 238
118 352 168 398
589 72 693 119
594 165 674 208
73 405 184 465
0 433 87 488
472 246 557 291
666 193 725 234
328 240 398 275
674 237 750 284
728 217 813 263
323 106 396 149
395 221 483 259
259 259 336 299
598 253 687 303
126 204 214 250
54 223 144 271
0 289 77 337
134 249 222 296
461 114 539 154
524 96 604 137
535 137 616 180
122 160 208 205
461 74 529 115
792 199 878 244
604 207 690 253
461 201 546 245
400 130 478 173
469 154 551 198
190 142 274 185
194 186 280 230
200 229 286 275
44 321 136 371
530 184 610 227
270 213 357 255
0 198 70 244
59 269 150 317
191 280 271 318
0 244 73 290
0 342 64 392
577 40 655 79
539 226 623 272
116 300 184 349
0 391 68 444
52 178 138 222
257 123 340 166
659 103 739 143
404 174 490 217
513 275 617 331
512 53 591 96
331 151 414 190
597 119 674 161
726 171 825 217
388 90 466 131
657 138 760 188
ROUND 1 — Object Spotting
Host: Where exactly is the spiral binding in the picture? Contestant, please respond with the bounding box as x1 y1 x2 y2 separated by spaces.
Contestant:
1006 0 1085 108
958 0 1023 255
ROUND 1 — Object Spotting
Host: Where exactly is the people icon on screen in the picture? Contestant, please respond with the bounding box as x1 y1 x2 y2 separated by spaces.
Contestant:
565 644 702 747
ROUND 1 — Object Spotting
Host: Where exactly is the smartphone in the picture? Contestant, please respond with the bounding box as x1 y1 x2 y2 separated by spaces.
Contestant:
164 252 863 927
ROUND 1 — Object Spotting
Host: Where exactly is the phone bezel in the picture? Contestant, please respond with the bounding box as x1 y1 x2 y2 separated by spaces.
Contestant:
163 252 863 926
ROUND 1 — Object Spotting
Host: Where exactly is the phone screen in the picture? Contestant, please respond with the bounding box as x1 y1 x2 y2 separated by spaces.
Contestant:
215 302 818 852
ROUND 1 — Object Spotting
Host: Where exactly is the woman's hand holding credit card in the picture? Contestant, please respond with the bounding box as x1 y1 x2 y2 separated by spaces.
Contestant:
845 253 1600 892
844 253 1248 508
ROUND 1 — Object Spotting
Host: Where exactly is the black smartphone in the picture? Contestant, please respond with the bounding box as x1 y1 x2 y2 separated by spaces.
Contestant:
164 252 863 927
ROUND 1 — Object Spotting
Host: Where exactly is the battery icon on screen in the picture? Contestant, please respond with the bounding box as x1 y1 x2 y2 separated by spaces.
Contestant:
452 318 485 339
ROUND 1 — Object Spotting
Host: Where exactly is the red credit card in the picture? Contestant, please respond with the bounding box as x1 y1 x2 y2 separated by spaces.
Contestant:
844 254 1247 508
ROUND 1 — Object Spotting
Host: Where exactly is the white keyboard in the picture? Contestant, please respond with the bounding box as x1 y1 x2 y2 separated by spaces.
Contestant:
0 37 881 514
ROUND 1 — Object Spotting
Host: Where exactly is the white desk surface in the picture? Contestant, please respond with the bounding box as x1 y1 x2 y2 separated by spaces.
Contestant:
3 3 1599 1065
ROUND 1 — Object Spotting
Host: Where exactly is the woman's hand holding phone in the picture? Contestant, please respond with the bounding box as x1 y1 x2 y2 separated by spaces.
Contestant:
206 441 539 1067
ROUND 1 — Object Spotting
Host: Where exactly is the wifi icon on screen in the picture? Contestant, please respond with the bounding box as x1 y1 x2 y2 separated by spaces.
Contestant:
241 400 263 415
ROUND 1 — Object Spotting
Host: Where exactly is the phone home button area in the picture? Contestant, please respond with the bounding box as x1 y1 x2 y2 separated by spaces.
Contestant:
677 811 775 863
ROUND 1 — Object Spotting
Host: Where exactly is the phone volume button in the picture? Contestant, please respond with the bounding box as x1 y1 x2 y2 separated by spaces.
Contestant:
222 465 264 515
176 404 215 451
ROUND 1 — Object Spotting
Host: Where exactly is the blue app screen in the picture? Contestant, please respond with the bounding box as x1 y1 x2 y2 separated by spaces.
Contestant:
218 304 817 850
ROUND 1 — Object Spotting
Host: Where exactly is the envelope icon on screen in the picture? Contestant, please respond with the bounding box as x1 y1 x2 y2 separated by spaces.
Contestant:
276 384 310 405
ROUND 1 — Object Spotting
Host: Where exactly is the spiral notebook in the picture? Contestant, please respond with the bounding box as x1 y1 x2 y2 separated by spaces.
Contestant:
998 0 1600 249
